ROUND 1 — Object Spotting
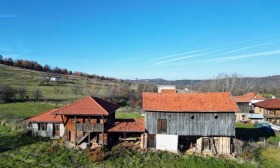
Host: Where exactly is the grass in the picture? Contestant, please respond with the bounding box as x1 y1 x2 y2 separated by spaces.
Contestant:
0 102 60 118
256 147 280 168
115 111 143 119
98 146 256 168
0 124 277 168
0 125 94 167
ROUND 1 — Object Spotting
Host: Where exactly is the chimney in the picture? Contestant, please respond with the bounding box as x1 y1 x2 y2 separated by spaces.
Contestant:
272 96 276 99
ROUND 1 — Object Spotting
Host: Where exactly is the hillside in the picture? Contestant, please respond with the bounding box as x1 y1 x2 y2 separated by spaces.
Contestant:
0 64 130 104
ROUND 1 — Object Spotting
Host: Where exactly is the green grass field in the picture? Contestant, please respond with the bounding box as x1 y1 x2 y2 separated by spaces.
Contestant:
0 102 60 118
115 111 143 119
0 125 258 168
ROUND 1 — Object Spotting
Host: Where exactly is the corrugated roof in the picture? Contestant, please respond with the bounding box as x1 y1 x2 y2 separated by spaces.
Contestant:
248 113 263 119
26 109 62 123
234 92 264 103
254 99 280 109
53 96 118 116
142 92 239 112
107 118 145 132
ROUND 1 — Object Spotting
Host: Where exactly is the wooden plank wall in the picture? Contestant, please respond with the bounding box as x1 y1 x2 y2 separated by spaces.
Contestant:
145 112 235 136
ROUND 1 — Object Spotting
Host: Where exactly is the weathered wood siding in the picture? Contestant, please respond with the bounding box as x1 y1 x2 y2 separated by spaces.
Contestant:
145 112 235 136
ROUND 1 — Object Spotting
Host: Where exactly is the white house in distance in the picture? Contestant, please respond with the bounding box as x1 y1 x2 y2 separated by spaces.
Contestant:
50 76 61 81
26 109 64 138
157 85 176 93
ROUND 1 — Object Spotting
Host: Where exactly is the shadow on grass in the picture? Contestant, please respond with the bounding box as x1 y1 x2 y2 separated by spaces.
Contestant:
236 127 276 141
0 126 49 154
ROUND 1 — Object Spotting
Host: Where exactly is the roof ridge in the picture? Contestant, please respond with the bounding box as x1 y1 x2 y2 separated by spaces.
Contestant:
53 96 91 115
89 96 109 115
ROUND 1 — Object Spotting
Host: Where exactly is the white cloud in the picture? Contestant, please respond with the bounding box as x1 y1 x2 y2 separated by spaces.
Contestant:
201 49 280 63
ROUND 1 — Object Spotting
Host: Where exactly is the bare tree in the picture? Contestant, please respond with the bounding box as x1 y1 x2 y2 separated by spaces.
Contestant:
0 85 16 102
17 86 27 101
33 89 43 101
200 73 256 95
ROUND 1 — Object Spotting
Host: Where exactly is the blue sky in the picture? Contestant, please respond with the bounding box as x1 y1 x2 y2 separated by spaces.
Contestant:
0 0 280 80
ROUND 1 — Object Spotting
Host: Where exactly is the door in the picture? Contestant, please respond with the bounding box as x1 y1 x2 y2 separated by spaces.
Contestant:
54 124 60 137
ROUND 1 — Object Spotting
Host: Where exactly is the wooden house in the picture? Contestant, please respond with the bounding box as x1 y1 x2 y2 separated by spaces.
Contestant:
51 96 145 147
52 96 118 146
26 109 64 138
142 92 239 155
253 98 280 123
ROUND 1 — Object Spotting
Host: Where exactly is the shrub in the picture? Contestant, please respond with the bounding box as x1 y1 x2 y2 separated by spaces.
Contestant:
90 147 105 162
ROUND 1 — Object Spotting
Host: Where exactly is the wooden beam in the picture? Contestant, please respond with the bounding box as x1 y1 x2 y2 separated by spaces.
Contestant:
102 115 104 146
124 133 126 147
74 116 77 145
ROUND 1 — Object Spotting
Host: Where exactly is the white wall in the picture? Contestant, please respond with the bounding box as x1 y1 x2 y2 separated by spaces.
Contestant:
156 134 178 152
31 123 64 138
59 123 65 137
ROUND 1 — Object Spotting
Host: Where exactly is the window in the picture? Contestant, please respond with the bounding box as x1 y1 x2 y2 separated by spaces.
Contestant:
38 123 47 131
157 119 167 134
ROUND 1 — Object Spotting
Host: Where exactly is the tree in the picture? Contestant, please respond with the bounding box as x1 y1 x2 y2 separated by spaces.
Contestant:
43 64 51 72
201 73 256 95
17 86 27 100
0 55 3 64
32 89 43 101
0 85 15 102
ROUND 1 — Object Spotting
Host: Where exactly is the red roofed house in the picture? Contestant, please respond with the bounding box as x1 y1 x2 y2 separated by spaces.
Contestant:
51 96 119 146
253 98 280 123
51 96 145 147
142 92 239 155
26 109 64 138
234 92 264 112
234 92 265 121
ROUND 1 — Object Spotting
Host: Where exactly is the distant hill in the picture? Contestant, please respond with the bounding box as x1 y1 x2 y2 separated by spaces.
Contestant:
129 75 280 88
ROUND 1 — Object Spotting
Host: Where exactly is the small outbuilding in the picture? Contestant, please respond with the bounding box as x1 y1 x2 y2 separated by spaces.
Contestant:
26 109 64 138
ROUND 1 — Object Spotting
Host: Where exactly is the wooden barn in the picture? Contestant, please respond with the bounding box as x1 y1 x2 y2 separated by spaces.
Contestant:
142 92 239 155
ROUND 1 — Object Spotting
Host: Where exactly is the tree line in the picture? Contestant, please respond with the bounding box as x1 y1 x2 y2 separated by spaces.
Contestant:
0 55 120 82
0 85 43 103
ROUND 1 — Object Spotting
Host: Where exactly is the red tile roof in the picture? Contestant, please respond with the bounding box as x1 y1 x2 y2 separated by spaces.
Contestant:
234 92 264 103
161 89 177 93
26 109 62 123
142 92 239 112
107 118 145 132
53 96 118 116
254 99 280 109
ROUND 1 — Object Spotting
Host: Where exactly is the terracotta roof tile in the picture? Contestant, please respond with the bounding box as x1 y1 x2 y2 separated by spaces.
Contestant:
142 92 239 112
53 96 118 116
107 118 145 132
161 89 177 93
254 99 280 109
234 92 264 103
26 109 62 123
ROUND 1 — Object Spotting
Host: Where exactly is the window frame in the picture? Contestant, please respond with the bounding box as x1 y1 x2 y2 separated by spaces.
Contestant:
38 123 47 131
157 119 167 134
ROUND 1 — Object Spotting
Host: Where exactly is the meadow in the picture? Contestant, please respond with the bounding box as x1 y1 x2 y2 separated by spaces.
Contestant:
0 125 259 168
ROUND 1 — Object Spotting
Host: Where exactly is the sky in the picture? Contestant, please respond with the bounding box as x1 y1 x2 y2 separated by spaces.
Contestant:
0 0 280 80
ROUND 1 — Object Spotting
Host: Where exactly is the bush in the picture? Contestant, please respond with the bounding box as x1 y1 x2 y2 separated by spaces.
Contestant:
90 147 105 162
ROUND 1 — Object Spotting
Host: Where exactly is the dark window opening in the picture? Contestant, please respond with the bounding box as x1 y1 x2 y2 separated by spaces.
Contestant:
157 119 167 134
191 116 195 119
147 134 156 148
38 123 47 131
214 115 218 119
